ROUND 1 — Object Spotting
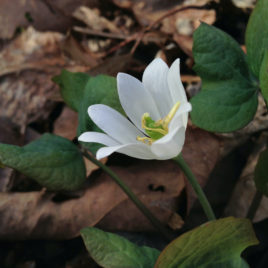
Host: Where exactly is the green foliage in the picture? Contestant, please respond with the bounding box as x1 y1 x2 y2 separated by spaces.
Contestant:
254 148 268 196
191 23 258 132
260 51 268 104
154 217 258 268
246 0 268 78
53 70 124 153
0 134 86 191
81 227 160 268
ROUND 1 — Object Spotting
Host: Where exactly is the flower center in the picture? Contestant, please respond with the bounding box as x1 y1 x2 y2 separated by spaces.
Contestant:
137 101 180 145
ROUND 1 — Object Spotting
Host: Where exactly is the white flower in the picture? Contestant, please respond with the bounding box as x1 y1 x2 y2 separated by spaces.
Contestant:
78 58 192 160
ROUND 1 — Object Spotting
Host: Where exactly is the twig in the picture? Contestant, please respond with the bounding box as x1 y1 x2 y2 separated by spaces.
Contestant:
73 26 127 40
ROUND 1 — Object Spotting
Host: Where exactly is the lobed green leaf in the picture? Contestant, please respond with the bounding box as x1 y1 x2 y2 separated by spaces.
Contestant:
191 23 258 132
0 134 86 191
154 217 258 268
81 227 160 268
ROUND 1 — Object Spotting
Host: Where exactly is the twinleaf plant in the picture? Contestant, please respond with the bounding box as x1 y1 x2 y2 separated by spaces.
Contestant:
0 1 267 267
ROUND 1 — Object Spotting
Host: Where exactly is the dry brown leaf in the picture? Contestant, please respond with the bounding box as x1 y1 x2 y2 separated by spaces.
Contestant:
0 160 184 240
0 176 128 240
0 27 98 130
0 27 65 76
98 160 185 231
162 9 216 57
112 0 212 26
0 0 99 39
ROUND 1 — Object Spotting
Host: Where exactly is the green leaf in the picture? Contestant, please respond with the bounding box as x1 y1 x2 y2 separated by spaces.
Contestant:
0 134 86 191
53 70 90 112
154 217 258 268
191 23 258 132
246 0 268 78
81 227 160 268
260 50 268 104
254 148 268 196
53 70 124 153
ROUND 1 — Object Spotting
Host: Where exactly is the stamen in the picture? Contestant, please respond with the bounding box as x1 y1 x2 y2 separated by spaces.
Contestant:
162 101 180 130
137 101 181 145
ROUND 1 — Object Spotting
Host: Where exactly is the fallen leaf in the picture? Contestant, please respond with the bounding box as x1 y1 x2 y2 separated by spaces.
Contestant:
112 0 212 26
0 0 99 39
97 160 185 231
0 176 128 240
162 9 216 56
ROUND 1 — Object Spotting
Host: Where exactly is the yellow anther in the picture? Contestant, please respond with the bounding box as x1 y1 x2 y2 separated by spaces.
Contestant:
162 101 180 130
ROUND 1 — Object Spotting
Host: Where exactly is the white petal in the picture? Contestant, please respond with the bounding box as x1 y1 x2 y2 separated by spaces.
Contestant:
117 73 161 131
78 132 119 146
168 59 187 105
88 104 143 144
96 143 156 160
151 124 186 160
169 102 192 130
142 58 172 116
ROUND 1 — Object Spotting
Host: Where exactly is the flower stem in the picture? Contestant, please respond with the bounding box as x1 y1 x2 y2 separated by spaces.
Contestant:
247 190 263 220
173 155 216 221
82 149 173 241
